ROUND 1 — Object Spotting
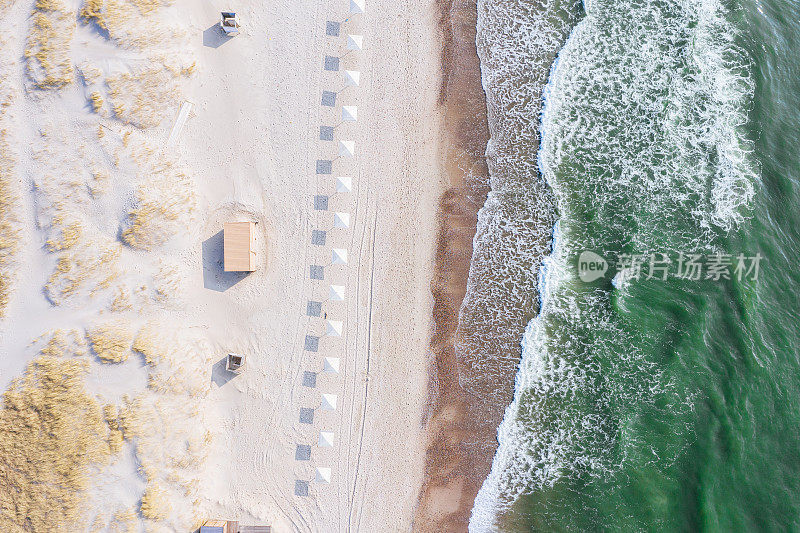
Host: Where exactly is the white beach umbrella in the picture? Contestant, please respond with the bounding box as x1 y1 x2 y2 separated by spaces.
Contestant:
334 212 350 228
342 106 358 122
319 431 334 447
323 357 340 373
336 176 352 193
321 393 338 411
349 0 364 14
326 320 343 337
315 467 332 483
338 140 355 157
331 248 348 265
329 284 345 301
344 70 360 87
347 34 363 50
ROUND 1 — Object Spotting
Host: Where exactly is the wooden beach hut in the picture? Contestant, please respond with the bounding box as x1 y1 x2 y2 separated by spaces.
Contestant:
200 520 270 533
223 222 257 272
200 520 231 533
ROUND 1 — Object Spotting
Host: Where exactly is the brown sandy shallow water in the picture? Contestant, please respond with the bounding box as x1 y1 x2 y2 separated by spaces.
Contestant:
413 0 578 524
412 0 499 528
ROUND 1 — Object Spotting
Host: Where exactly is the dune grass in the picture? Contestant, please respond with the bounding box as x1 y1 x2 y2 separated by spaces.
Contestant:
45 241 121 304
78 61 103 85
0 355 115 530
39 328 88 357
104 404 125 453
110 285 133 312
117 330 215 529
153 261 182 304
81 0 169 38
121 168 195 250
45 215 83 252
111 507 138 532
87 322 134 363
12 0 207 526
89 91 104 113
0 128 19 318
140 479 170 520
107 65 193 128
25 0 75 88
88 166 110 197
132 326 159 365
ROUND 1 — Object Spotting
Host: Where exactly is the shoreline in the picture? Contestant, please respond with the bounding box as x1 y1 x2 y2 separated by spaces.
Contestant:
413 0 496 527
415 0 576 526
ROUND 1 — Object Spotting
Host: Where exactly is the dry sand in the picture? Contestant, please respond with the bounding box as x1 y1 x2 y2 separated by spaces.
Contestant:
182 0 445 529
0 0 455 530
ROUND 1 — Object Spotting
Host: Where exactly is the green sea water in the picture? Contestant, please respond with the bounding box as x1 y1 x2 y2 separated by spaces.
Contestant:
470 0 800 530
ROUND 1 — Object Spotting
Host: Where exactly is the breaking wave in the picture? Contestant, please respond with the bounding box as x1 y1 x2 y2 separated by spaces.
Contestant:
469 0 758 529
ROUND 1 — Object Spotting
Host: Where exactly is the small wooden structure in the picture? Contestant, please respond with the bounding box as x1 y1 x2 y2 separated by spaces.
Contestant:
200 520 270 533
200 520 231 533
224 222 257 272
219 12 240 35
226 353 245 374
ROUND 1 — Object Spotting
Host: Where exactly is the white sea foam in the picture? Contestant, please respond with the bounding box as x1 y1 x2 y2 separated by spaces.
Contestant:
469 0 758 529
454 0 580 435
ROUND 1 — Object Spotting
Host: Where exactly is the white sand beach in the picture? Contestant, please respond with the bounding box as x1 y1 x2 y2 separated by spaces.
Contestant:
0 0 447 529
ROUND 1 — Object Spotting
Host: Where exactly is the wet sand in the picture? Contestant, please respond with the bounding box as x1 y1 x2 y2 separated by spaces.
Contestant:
412 0 497 528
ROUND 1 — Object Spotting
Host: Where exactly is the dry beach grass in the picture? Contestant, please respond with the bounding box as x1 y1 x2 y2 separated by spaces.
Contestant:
0 353 114 531
25 0 74 88
0 0 211 529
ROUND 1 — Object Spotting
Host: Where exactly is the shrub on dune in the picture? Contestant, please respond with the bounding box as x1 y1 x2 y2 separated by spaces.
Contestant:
25 0 75 89
0 355 115 530
87 322 134 363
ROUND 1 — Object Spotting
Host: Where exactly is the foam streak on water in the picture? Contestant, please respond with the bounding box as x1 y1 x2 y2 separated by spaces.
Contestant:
469 0 758 529
455 0 580 460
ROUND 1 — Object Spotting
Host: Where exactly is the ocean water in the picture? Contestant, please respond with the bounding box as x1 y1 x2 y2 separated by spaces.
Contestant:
471 0 800 530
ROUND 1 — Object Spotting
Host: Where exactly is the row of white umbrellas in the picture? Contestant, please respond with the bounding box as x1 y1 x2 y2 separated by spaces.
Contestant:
339 140 354 157
340 42 361 162
316 426 335 480
336 176 352 192
342 105 357 120
349 0 365 15
311 0 365 488
344 71 360 86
